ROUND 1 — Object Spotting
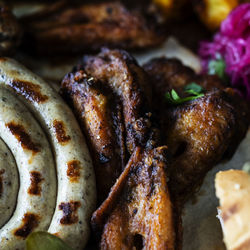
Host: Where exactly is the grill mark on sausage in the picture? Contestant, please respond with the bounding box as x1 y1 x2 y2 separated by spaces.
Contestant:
13 213 40 238
53 120 71 144
28 171 43 195
6 122 40 153
59 201 81 225
67 160 80 182
0 169 4 198
9 80 48 103
221 203 239 222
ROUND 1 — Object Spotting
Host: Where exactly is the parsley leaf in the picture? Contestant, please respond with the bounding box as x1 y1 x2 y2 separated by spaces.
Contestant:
165 83 205 105
184 82 204 95
208 56 226 81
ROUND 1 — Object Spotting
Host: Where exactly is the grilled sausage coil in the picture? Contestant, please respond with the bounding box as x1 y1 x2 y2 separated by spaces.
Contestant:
0 58 96 250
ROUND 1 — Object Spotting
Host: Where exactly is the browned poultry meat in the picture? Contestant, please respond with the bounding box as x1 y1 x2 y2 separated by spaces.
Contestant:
61 49 179 249
61 48 159 202
143 58 226 111
92 146 181 250
74 48 158 154
143 57 249 201
61 69 126 203
0 3 22 55
22 2 166 55
61 50 249 249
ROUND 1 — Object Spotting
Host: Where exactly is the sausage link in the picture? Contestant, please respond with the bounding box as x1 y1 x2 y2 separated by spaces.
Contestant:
0 58 96 249
0 88 56 249
0 138 18 228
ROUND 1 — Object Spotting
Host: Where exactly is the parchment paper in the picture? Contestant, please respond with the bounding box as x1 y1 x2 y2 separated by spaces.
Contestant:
17 36 249 250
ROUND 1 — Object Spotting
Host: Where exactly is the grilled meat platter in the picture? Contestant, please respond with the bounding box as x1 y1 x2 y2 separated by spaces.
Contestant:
0 1 249 250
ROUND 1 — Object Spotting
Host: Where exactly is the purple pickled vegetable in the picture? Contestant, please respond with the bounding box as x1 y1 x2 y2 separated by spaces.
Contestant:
199 3 250 99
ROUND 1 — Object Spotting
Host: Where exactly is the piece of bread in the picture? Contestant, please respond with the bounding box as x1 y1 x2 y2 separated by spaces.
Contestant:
215 169 250 250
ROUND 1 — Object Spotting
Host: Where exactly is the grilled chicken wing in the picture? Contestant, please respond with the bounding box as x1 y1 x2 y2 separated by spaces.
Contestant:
77 48 158 154
22 2 165 55
92 146 180 250
61 48 158 202
61 70 126 203
144 57 249 200
61 49 179 248
143 57 225 106
165 90 248 199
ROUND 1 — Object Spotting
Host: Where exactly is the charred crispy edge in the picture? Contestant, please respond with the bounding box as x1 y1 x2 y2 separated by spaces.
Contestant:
99 146 180 249
61 69 127 202
166 89 244 203
61 70 127 162
91 147 141 237
111 98 127 170
79 48 155 152
79 48 140 72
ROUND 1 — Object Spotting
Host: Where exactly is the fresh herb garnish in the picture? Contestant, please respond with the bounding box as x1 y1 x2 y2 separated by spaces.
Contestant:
165 82 204 105
26 232 73 250
184 82 204 95
208 54 227 81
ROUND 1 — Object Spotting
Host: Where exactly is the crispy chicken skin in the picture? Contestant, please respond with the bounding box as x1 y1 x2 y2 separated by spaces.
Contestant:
61 48 159 202
61 50 179 248
22 2 165 55
77 48 158 154
92 147 179 250
143 57 225 101
165 90 248 199
61 70 126 203
61 52 248 248
143 57 249 200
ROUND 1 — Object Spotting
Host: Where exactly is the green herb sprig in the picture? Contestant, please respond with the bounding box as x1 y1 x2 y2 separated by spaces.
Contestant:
165 82 204 105
208 54 228 82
